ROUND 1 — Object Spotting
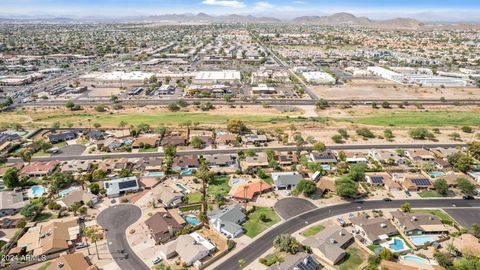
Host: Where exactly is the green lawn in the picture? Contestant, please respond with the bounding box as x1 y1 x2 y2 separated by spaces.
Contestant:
339 247 364 270
412 209 456 225
367 244 381 252
179 205 201 212
33 150 50 157
139 147 158 153
185 192 202 204
207 175 231 197
341 111 480 127
53 141 67 148
301 224 325 237
33 212 53 223
243 207 280 238
418 190 444 198
262 176 273 185
36 262 51 270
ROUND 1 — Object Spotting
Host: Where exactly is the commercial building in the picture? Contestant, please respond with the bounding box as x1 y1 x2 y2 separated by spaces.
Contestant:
302 71 335 84
193 70 241 84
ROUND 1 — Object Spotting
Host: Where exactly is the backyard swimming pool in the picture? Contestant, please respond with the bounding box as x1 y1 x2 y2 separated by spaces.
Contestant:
184 215 200 226
144 171 165 177
176 183 191 194
180 168 194 175
230 178 246 185
58 186 79 197
401 255 432 265
409 235 439 246
429 171 446 178
28 185 45 198
382 237 409 252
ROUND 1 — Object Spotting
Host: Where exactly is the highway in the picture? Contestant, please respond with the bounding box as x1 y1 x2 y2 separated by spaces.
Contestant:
213 199 480 270
6 143 466 163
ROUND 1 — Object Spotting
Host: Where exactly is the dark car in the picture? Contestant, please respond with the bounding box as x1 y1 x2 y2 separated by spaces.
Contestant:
383 198 392 202
463 195 475 200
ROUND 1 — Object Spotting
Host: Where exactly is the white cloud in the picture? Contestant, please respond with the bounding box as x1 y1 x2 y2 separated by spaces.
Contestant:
254 1 275 10
202 0 246 8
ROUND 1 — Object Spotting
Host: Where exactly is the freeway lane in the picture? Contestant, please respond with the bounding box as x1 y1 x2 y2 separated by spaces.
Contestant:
97 204 148 270
7 143 466 163
213 199 480 270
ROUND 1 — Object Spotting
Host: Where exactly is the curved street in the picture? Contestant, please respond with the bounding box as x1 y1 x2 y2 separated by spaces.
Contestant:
213 198 480 270
97 204 148 270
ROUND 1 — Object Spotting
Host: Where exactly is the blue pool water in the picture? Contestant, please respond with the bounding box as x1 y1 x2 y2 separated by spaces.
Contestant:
402 255 431 265
58 186 78 197
176 183 190 194
145 171 165 177
29 185 45 198
180 168 194 175
389 239 405 251
231 179 246 185
429 171 446 178
184 215 200 225
410 235 438 246
321 165 334 170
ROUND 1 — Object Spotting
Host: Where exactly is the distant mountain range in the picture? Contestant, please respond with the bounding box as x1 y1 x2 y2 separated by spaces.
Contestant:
0 12 476 29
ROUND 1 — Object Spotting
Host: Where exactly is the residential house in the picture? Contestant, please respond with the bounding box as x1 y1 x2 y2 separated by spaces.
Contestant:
132 135 160 149
204 154 238 170
20 161 59 177
441 172 474 187
208 204 246 238
272 171 304 190
57 189 98 208
17 218 79 256
241 152 269 171
155 186 184 208
365 173 400 191
86 130 105 141
452 234 480 256
46 252 98 270
405 149 435 163
434 158 451 170
161 135 187 146
430 147 460 159
96 137 126 152
242 134 268 145
142 157 163 172
145 211 184 244
309 151 337 164
302 226 354 265
229 179 272 201
173 155 199 170
60 160 92 175
267 252 320 270
159 232 215 266
401 175 434 191
0 191 27 217
190 135 213 148
340 151 369 164
47 131 76 144
103 176 139 198
317 177 337 194
369 149 407 165
216 133 237 146
390 210 449 236
349 216 398 244
274 152 298 166
97 158 129 173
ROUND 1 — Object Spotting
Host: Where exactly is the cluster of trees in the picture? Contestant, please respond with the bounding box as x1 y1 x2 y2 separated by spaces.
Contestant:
65 101 82 111
409 128 435 140
335 165 366 198
293 180 317 197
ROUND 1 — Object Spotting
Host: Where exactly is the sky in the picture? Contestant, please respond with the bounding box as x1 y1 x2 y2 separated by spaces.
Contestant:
1 0 480 21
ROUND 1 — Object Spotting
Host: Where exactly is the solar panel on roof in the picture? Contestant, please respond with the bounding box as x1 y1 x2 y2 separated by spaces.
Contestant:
118 180 138 190
370 176 384 183
412 178 431 186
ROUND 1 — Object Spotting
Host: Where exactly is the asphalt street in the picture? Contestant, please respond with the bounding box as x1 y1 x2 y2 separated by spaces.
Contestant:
274 197 317 220
444 208 480 228
7 143 466 163
213 199 480 270
96 204 148 270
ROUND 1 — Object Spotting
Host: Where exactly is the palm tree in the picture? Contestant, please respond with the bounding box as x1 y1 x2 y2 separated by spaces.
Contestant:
195 157 214 223
84 227 100 259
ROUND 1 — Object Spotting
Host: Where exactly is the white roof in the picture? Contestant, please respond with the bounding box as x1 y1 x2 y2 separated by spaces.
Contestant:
190 232 215 252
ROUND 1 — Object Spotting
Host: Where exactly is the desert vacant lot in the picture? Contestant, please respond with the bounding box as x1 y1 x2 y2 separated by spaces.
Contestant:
313 79 480 100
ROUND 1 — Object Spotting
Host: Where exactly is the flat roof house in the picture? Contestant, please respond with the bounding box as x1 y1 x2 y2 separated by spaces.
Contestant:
160 232 215 266
349 216 398 244
302 226 353 265
103 176 139 198
208 204 246 238
390 210 448 236
309 151 337 164
145 211 184 244
272 171 304 190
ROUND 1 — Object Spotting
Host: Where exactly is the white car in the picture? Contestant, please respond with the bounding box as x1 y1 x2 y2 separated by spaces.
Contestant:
75 242 87 249
152 257 162 265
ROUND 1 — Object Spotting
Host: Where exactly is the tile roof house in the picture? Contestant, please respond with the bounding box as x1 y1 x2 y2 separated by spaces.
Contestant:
274 152 298 166
405 149 435 162
159 232 215 266
204 154 238 168
229 179 273 201
131 135 160 149
400 175 434 191
242 134 268 145
86 130 105 141
317 177 336 194
349 216 398 244
390 210 449 236
155 186 184 208
0 191 27 217
302 226 353 265
241 152 269 171
160 135 187 146
46 252 98 270
215 133 238 146
309 151 337 164
145 211 184 244
267 252 320 270
368 149 407 165
452 234 480 256
208 204 246 238
56 189 98 208
60 160 92 175
272 171 304 190
341 151 369 164
20 161 59 177
103 176 139 198
173 155 199 170
17 218 79 256
440 172 474 187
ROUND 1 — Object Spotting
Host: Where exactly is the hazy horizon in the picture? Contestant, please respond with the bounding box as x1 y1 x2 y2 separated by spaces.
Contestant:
1 0 480 22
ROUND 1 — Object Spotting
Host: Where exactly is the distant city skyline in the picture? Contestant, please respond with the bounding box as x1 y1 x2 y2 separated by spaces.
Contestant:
1 0 480 21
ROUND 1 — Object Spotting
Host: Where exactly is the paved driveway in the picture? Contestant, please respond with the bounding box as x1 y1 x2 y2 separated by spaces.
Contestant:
97 204 147 270
274 197 317 220
52 144 86 156
444 208 480 228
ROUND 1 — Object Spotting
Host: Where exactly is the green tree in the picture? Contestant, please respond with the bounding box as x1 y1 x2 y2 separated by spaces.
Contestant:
461 126 473 133
294 180 317 197
312 142 326 152
84 227 100 259
65 101 75 110
227 120 249 134
190 136 203 149
401 202 411 213
348 165 366 182
331 134 344 143
409 128 434 140
196 158 214 223
167 102 179 112
356 128 375 139
3 168 20 188
468 141 480 159
20 203 42 218
448 152 473 173
273 234 300 254
456 178 476 194
383 129 394 140
335 177 358 198
434 179 449 196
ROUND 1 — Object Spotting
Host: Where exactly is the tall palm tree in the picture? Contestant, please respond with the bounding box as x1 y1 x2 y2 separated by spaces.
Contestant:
195 157 214 223
83 227 100 259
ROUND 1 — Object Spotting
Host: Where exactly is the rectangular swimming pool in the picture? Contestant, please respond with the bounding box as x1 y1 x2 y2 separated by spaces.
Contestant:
409 235 438 246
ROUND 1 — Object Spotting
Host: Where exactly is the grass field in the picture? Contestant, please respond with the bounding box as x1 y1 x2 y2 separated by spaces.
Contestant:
139 148 158 153
243 207 280 238
418 190 444 198
412 209 455 225
301 224 325 237
207 175 231 198
341 111 480 127
185 192 202 204
339 247 364 270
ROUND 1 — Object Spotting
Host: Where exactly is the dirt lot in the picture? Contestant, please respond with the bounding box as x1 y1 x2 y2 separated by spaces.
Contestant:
88 87 125 97
313 79 480 100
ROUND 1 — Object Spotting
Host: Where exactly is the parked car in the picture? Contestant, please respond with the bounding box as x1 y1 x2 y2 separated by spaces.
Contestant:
75 242 87 249
337 218 346 227
463 195 475 200
383 198 392 202
152 257 162 265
